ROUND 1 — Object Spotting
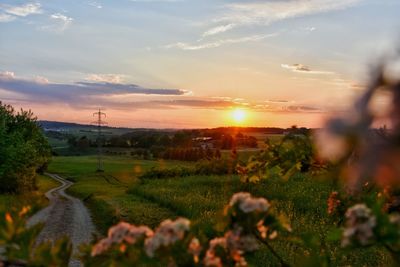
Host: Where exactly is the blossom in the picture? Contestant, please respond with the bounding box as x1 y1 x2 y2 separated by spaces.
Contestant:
342 204 376 247
229 192 270 213
144 218 190 257
91 222 153 256
188 237 202 263
327 191 341 215
203 237 226 267
204 228 257 267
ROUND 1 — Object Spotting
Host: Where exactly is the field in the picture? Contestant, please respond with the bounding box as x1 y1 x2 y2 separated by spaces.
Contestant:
47 155 390 266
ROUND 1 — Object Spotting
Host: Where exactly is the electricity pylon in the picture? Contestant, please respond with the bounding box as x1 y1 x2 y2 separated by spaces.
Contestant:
93 109 107 172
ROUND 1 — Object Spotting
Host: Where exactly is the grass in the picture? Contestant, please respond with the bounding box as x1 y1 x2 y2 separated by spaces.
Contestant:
47 155 391 266
47 156 191 232
0 174 60 212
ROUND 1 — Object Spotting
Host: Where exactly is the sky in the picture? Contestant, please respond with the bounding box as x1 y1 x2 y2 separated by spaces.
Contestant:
0 0 399 128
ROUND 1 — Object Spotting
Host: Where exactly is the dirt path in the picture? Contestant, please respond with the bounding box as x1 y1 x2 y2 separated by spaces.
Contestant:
27 173 97 267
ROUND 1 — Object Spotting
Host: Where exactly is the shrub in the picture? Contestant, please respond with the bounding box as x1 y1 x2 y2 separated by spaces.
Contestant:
0 103 51 193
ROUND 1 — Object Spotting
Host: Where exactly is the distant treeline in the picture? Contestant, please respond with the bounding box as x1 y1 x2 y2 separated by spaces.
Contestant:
46 124 311 158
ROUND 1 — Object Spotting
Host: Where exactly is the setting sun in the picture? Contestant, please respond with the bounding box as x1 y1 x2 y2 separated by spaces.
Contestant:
232 109 246 123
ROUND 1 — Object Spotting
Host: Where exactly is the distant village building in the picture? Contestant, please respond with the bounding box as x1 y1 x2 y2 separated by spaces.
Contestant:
192 137 214 149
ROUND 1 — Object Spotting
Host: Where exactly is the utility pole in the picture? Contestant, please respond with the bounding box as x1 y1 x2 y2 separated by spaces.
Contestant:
93 109 107 172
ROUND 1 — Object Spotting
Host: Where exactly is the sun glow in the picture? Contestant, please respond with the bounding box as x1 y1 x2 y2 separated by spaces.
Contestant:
232 109 246 123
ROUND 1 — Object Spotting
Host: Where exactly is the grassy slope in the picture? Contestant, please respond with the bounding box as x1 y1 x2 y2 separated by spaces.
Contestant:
47 156 192 232
48 155 390 266
0 174 60 212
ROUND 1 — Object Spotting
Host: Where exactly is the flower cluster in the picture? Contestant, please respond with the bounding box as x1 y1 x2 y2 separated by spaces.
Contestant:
342 204 376 247
144 218 190 257
91 222 153 256
203 228 258 267
229 192 270 213
88 193 286 266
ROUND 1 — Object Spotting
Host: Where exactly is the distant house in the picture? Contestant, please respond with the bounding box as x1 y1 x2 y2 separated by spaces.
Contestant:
192 137 214 149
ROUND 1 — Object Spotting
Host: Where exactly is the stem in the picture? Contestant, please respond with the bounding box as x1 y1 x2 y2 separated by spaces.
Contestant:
253 231 290 267
384 244 400 265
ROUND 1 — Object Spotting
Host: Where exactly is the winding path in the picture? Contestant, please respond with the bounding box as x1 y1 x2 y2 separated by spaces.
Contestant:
27 173 97 267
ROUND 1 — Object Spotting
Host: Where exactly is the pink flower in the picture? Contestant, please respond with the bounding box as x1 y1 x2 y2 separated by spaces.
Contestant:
229 192 270 213
144 218 190 257
91 222 153 257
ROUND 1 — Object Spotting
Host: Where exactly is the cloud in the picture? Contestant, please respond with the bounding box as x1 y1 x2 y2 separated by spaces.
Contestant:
202 23 236 37
88 1 102 9
2 2 42 17
204 0 361 36
38 13 74 33
0 72 189 107
0 13 15 22
86 74 125 84
0 72 324 114
0 2 42 23
281 64 334 75
165 33 277 50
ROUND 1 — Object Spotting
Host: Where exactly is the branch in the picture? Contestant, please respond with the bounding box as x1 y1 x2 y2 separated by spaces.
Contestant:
253 231 291 267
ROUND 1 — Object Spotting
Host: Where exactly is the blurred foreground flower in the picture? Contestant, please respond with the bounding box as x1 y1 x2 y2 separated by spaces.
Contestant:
144 218 190 257
342 204 376 247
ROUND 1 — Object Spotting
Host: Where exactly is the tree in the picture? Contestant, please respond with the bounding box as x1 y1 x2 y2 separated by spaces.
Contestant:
0 103 51 193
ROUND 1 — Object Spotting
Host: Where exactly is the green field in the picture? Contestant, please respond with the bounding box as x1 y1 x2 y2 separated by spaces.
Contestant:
46 155 390 266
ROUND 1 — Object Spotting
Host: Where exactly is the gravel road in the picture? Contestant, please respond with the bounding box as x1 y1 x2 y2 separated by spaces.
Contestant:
28 173 97 267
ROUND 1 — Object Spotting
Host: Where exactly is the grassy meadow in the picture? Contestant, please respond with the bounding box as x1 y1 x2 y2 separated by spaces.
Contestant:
46 155 391 266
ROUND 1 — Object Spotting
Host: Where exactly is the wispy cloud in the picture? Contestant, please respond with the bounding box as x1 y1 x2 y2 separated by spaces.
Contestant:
204 0 362 36
281 64 334 75
165 33 277 50
39 13 73 33
0 2 42 23
2 2 42 17
85 74 125 84
0 13 15 22
202 23 236 37
88 1 102 9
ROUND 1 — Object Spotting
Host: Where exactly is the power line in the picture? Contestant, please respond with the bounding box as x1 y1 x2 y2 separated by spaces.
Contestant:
92 109 107 172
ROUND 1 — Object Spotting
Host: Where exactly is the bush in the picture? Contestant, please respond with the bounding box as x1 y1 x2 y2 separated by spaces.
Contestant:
0 103 51 193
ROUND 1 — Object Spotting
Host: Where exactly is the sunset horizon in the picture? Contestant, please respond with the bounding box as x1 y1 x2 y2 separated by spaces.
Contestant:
1 0 399 128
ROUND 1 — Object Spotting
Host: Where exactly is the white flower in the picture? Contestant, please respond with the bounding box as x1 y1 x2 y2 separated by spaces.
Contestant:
342 204 376 247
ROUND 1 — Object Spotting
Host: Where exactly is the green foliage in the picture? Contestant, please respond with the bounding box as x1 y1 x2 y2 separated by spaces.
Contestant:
238 133 320 183
0 207 72 266
0 102 51 193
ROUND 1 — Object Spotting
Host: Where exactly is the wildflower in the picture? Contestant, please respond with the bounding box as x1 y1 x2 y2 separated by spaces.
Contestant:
144 218 190 257
229 192 270 213
342 204 376 247
203 237 226 267
91 222 153 257
18 206 31 217
5 213 12 223
188 237 202 263
257 220 268 239
204 229 257 267
327 191 341 215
